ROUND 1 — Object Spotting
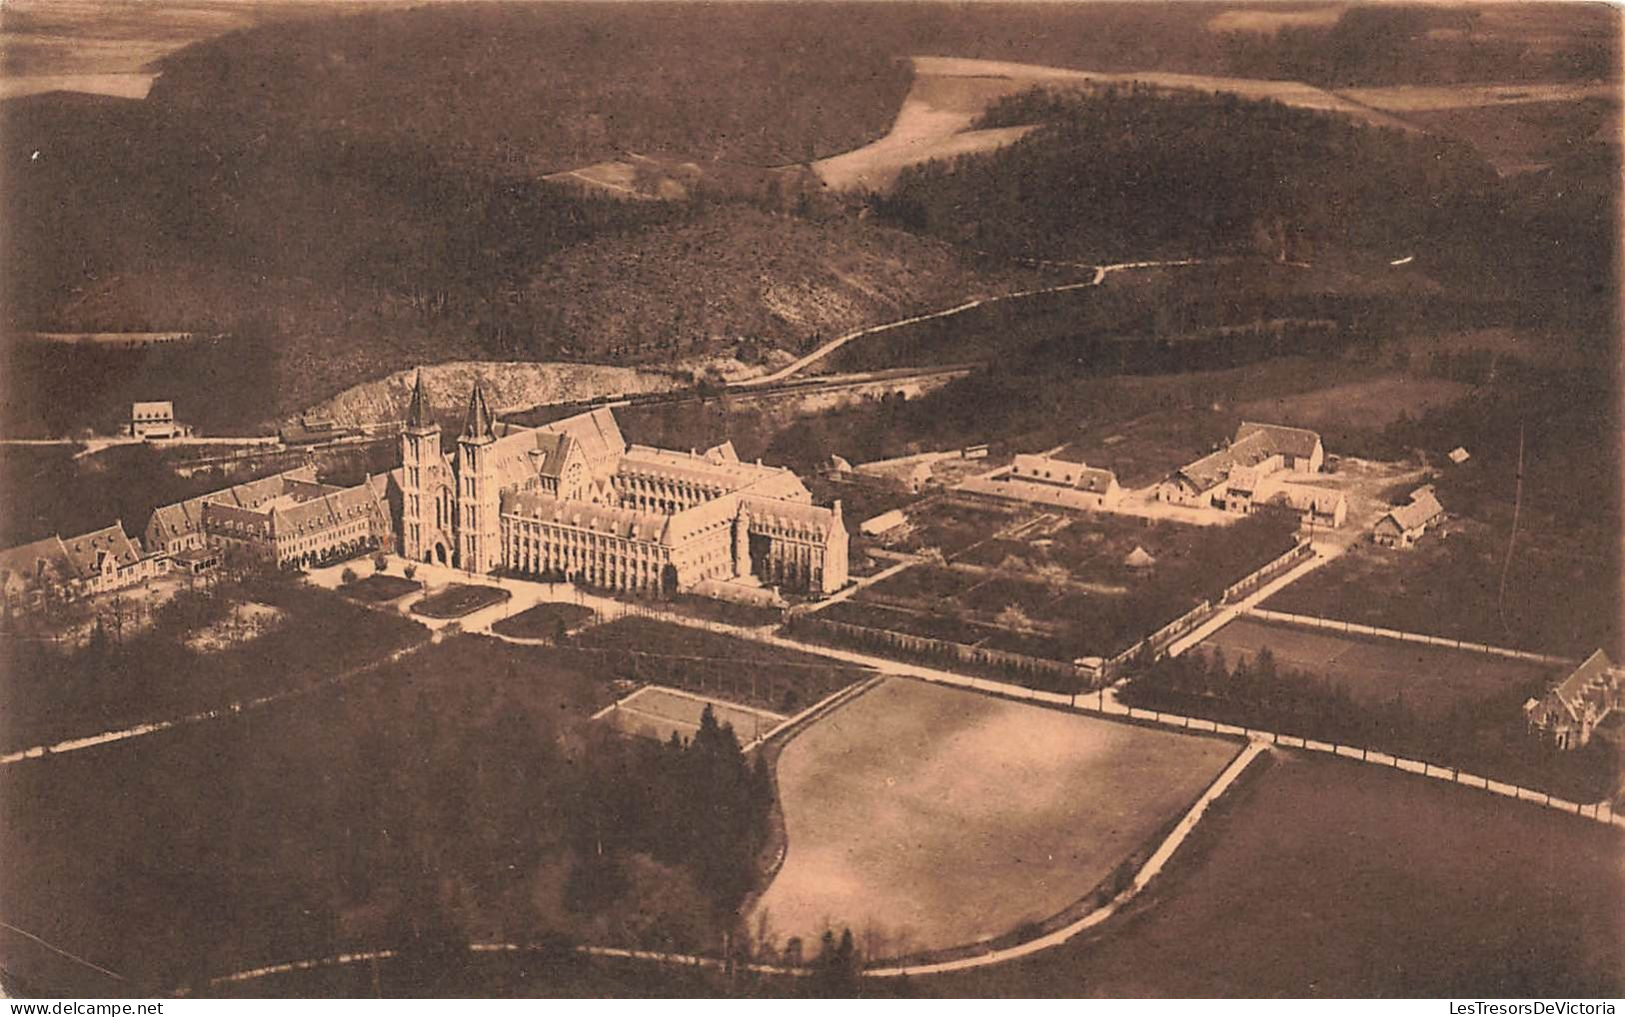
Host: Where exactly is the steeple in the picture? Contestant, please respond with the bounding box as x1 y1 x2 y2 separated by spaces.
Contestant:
405 370 434 433
460 381 496 443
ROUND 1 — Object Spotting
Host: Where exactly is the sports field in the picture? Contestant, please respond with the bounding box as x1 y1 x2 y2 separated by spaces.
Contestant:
599 685 786 747
752 678 1238 958
1201 616 1550 717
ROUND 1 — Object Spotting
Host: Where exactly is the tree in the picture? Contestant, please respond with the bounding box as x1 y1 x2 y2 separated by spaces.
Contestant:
340 566 358 585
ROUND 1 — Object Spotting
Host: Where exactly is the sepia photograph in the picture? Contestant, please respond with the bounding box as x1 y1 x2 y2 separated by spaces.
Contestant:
0 0 1620 1001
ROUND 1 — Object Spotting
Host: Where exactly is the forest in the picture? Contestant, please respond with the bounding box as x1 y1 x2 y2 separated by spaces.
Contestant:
880 86 1502 267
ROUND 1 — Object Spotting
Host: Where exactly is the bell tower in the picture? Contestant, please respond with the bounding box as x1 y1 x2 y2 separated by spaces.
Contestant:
457 381 500 573
400 371 440 562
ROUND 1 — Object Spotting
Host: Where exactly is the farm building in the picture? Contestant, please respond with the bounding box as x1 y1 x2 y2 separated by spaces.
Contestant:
1524 650 1622 750
130 401 179 439
1264 486 1348 529
1373 488 1446 548
1 521 166 612
1005 451 1122 509
1156 422 1324 510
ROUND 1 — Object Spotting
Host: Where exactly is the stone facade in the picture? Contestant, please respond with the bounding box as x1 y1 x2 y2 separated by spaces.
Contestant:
1 521 165 611
392 375 849 597
146 467 392 568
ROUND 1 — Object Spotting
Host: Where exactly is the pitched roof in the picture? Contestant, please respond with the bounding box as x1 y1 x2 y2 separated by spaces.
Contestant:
504 490 670 544
269 482 384 536
1236 421 1321 459
740 495 842 537
0 534 74 586
1385 489 1445 531
132 401 173 418
61 522 141 574
1549 649 1619 723
541 407 626 468
147 467 320 542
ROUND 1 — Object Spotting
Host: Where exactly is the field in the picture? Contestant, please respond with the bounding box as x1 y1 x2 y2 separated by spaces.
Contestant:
752 678 1239 959
410 584 511 620
489 602 596 640
931 751 1624 997
1201 616 1552 720
1233 374 1471 435
599 685 785 748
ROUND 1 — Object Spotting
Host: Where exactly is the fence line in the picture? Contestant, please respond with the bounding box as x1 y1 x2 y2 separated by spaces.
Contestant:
1244 608 1576 666
1221 541 1315 603
1080 696 1620 828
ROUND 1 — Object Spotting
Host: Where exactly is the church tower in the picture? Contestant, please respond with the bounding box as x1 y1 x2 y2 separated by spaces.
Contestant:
400 371 440 562
456 381 500 573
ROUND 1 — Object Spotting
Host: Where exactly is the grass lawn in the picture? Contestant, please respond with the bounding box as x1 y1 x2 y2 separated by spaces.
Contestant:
337 574 423 603
0 634 613 995
490 602 597 640
566 617 869 716
929 751 1624 997
752 678 1239 959
410 583 512 620
1202 616 1552 720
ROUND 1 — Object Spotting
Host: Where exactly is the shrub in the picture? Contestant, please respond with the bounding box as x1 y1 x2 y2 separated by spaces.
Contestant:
340 567 358 585
404 564 418 580
373 552 388 573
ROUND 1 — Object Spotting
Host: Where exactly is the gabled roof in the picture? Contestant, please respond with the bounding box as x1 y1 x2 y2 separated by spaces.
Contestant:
541 407 626 468
147 467 320 542
61 522 141 574
1549 649 1619 723
132 401 173 418
1236 421 1321 460
269 482 383 536
1384 489 1445 531
0 534 74 586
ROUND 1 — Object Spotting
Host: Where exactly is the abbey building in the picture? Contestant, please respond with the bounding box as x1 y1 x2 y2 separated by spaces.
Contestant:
392 375 849 596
